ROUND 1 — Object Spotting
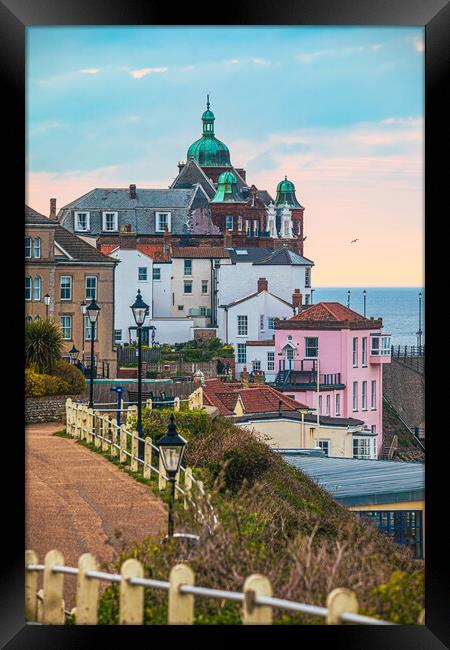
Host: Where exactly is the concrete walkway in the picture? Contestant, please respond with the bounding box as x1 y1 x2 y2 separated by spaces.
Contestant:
26 422 167 608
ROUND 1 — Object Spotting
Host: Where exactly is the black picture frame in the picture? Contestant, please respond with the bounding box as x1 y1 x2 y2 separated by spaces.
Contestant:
3 0 449 646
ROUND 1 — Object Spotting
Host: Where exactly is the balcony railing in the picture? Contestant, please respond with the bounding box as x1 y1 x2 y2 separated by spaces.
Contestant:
274 369 342 388
188 308 211 317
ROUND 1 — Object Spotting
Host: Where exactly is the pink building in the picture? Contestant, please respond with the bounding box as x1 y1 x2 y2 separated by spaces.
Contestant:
274 302 391 456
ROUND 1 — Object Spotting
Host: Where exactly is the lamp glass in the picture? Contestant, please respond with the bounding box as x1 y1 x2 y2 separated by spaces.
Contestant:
80 301 87 315
44 294 51 306
87 299 100 324
130 290 149 326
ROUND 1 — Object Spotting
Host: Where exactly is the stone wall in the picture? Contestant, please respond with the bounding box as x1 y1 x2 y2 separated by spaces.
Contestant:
383 359 425 430
25 394 84 424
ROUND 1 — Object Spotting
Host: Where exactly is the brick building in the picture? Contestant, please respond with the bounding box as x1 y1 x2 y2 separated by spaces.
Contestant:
25 205 118 373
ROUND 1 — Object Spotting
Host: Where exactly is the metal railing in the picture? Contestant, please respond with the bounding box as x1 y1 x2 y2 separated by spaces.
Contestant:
391 345 425 358
25 549 409 626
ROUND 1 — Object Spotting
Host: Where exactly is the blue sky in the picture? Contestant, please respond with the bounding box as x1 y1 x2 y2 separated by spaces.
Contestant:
26 26 424 286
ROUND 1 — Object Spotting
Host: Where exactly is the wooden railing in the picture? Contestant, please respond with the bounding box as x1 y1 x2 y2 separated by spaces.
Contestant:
25 549 423 625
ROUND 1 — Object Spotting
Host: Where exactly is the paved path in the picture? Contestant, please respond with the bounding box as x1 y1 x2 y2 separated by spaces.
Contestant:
26 423 167 608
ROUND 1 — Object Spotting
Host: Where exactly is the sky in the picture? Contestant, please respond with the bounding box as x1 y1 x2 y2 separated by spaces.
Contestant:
26 26 424 287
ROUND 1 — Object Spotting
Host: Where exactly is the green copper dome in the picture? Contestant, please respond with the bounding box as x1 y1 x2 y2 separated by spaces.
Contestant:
187 96 232 168
275 175 303 208
210 171 244 203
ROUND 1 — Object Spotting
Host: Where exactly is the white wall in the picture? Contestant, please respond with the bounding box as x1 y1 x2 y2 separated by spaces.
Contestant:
218 263 312 308
111 249 153 343
245 344 277 381
218 291 295 378
148 318 195 345
152 262 172 317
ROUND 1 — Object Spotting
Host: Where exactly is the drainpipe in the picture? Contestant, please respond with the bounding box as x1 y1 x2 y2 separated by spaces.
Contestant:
278 400 282 418
316 349 320 426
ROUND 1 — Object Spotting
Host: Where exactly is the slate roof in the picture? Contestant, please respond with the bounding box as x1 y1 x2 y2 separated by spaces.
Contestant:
25 205 54 225
253 248 314 266
202 379 308 416
54 226 116 263
171 247 230 259
228 248 276 264
280 454 424 506
61 188 195 211
170 159 217 198
221 287 293 309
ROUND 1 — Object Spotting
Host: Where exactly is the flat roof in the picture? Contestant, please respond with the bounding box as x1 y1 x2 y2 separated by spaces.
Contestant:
280 454 424 506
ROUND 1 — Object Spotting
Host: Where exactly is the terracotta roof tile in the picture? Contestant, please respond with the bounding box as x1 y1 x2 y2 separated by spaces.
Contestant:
136 244 171 262
202 379 307 415
290 302 369 323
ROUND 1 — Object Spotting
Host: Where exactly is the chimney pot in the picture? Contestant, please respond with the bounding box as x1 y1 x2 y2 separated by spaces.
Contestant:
129 184 136 199
49 198 57 220
292 289 303 310
257 277 268 293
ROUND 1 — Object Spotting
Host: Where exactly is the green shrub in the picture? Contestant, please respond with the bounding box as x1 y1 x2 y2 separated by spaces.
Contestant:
25 319 64 373
366 570 424 624
25 368 71 397
52 360 86 393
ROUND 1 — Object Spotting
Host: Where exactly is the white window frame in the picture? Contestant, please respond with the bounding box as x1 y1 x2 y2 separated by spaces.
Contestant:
237 315 248 337
253 220 259 236
317 439 330 456
138 267 148 282
85 316 96 341
85 276 97 301
25 237 32 258
371 380 377 410
335 393 341 416
267 351 275 371
305 337 318 359
353 437 373 460
305 267 311 288
237 215 243 231
362 381 367 410
259 315 264 332
114 329 122 343
353 381 358 411
25 276 32 301
183 280 193 294
352 337 358 367
237 343 246 364
268 317 275 330
155 212 171 233
153 267 161 281
74 211 90 232
201 280 208 295
252 360 261 371
60 275 72 301
60 315 72 341
102 211 118 232
33 276 41 301
326 394 330 416
33 237 41 259
362 337 367 366
319 395 322 414
226 215 233 231
184 259 193 276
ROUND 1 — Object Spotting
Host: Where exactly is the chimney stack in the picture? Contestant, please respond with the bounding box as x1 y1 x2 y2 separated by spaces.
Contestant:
129 184 136 199
241 367 249 388
257 277 268 293
49 198 57 220
292 289 303 313
223 232 232 248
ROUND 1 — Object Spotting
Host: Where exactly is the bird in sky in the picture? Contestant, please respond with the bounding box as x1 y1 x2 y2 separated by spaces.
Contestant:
350 238 359 243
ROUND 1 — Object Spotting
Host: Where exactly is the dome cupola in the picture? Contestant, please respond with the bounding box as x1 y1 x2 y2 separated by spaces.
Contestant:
210 171 244 203
186 96 232 168
275 176 303 208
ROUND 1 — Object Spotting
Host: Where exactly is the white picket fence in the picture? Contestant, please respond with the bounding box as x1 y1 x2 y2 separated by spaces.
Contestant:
64 398 218 532
25 549 417 626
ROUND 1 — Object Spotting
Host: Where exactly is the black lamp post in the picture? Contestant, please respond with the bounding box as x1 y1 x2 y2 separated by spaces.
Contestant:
416 291 423 350
130 289 149 459
347 290 351 308
44 293 51 318
156 415 187 538
69 345 79 365
80 301 87 363
363 289 367 317
86 299 101 409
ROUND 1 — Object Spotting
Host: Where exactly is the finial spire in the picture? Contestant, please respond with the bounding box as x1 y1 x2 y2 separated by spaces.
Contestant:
207 93 210 110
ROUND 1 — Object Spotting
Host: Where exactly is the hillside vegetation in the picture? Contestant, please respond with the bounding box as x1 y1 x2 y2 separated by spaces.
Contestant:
98 409 424 625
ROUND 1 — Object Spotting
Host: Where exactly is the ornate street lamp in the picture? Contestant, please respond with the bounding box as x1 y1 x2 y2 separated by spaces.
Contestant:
156 415 187 538
347 290 351 308
130 289 149 459
80 301 87 363
44 293 51 319
363 289 367 317
416 291 423 350
86 299 101 409
69 345 79 365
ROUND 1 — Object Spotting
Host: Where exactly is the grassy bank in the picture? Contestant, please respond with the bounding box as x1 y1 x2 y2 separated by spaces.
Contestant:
92 408 423 625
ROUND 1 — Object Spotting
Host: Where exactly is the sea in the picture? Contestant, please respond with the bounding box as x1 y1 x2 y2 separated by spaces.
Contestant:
313 287 425 348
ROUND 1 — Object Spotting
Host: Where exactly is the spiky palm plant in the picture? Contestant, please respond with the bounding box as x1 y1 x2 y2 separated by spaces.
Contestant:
25 318 64 373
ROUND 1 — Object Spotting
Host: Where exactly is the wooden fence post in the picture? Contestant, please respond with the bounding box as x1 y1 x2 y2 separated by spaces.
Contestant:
146 398 152 411
42 549 65 625
168 564 195 625
173 397 180 412
74 405 81 439
25 550 38 622
184 468 193 510
76 553 99 625
94 412 102 448
110 418 118 457
326 588 358 624
131 432 139 472
119 559 144 625
158 454 167 490
119 425 127 463
101 416 109 452
80 407 87 441
144 437 152 479
87 408 94 444
418 609 425 625
242 574 273 624
36 589 44 623
65 399 72 436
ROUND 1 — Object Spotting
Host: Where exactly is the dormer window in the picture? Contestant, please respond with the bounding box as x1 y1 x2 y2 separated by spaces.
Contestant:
102 212 118 232
75 212 90 232
156 212 171 233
